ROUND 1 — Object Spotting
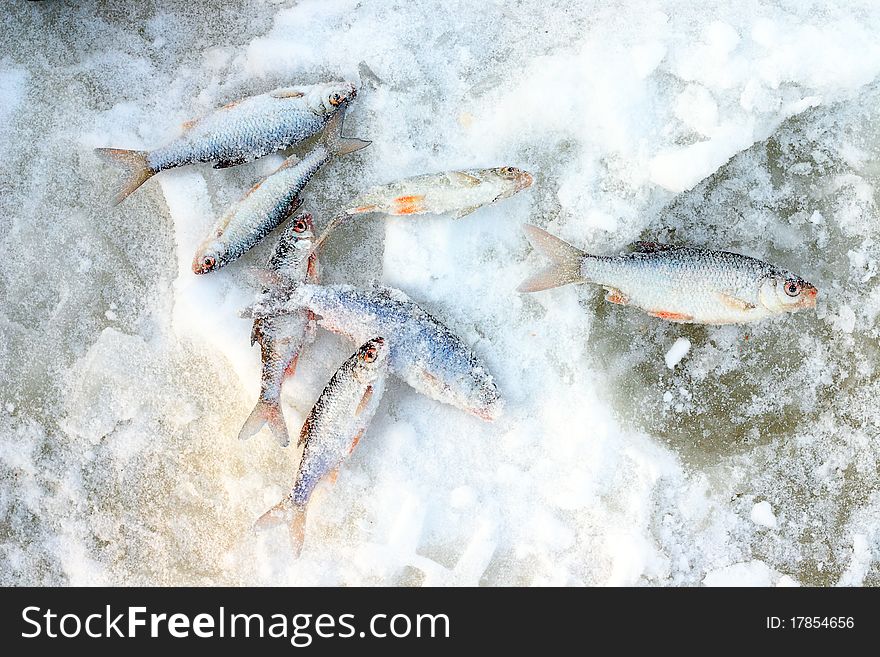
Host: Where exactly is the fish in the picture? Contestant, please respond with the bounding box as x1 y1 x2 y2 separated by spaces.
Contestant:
245 284 503 421
518 224 818 325
314 167 534 250
238 212 318 447
255 337 390 556
95 81 357 205
191 108 369 274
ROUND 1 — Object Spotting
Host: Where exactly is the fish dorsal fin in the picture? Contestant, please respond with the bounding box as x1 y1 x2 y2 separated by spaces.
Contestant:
449 171 482 187
270 87 305 99
631 241 677 254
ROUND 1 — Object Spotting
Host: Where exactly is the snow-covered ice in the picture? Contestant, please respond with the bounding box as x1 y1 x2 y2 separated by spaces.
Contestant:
2 0 880 586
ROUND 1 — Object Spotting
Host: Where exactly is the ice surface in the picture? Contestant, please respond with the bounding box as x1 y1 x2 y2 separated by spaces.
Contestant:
750 501 777 529
3 0 880 585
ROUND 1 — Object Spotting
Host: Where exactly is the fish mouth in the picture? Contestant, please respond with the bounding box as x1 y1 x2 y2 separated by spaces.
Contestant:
516 171 534 191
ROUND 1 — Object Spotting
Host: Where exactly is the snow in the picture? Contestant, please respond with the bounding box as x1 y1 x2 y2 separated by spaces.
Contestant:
750 500 778 529
664 338 691 370
3 0 880 587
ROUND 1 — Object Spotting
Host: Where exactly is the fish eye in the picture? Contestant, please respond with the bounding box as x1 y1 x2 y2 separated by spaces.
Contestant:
784 280 801 297
363 346 378 363
293 219 307 233
329 93 343 106
203 255 216 270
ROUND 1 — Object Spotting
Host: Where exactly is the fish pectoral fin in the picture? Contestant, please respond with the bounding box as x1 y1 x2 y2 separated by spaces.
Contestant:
325 468 339 485
355 385 373 417
250 322 262 347
347 428 365 456
449 171 482 187
284 353 300 379
452 204 481 219
718 292 756 311
603 287 629 305
270 87 305 99
214 156 248 169
391 194 427 215
648 310 694 322
297 413 312 447
631 241 677 253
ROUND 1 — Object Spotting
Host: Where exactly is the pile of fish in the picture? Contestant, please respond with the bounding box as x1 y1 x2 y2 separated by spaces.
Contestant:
97 77 818 557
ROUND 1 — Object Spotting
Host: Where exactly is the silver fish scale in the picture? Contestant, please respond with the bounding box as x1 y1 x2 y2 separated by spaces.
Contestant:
217 144 330 264
583 247 784 320
289 284 502 420
147 94 331 171
291 345 388 506
252 216 314 408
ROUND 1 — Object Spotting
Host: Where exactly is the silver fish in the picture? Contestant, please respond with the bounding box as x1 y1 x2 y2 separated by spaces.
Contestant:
518 224 818 324
255 337 389 556
192 110 369 274
238 212 318 447
314 167 533 250
95 81 357 205
248 284 503 421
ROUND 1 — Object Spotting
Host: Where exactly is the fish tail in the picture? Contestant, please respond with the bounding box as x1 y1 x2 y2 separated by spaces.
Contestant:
517 224 588 293
238 399 290 447
94 148 155 206
321 109 371 156
255 497 307 557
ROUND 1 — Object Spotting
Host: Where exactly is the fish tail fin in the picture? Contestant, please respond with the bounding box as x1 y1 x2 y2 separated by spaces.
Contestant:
321 110 371 156
94 148 154 206
255 497 307 557
238 399 290 447
517 223 588 293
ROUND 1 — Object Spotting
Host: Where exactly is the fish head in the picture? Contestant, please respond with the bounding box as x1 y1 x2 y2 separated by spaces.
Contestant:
491 166 534 194
758 271 819 313
192 239 228 275
353 336 390 383
313 82 358 114
273 213 316 280
418 361 504 422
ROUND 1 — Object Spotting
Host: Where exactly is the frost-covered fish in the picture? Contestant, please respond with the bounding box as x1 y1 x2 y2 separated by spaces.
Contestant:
192 110 368 274
95 81 357 205
238 213 317 447
248 284 503 421
518 224 818 324
314 167 533 249
255 337 389 556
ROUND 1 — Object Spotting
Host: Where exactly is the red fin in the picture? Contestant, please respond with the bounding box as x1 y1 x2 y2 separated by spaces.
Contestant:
351 204 378 214
254 498 307 558
604 288 628 305
307 251 320 283
355 385 373 417
391 195 427 215
284 353 299 379
326 468 339 484
348 428 365 455
648 310 694 322
297 413 312 447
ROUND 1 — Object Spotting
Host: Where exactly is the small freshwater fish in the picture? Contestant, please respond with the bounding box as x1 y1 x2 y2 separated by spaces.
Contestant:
95 82 357 205
192 109 368 274
246 284 503 421
255 337 389 556
518 224 818 324
314 167 533 249
238 213 317 447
